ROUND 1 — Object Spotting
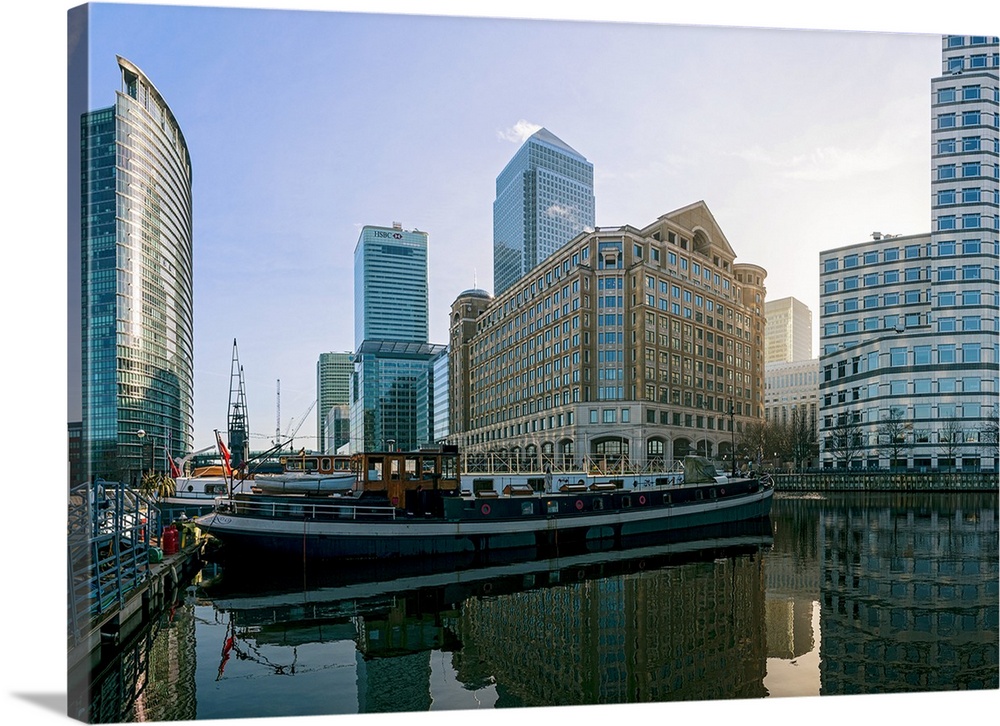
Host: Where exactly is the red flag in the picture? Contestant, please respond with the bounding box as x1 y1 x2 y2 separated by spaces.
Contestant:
165 447 181 478
215 430 232 477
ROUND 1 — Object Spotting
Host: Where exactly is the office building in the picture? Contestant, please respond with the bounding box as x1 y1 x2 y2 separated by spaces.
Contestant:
493 128 595 296
317 351 353 452
80 56 194 482
351 223 440 452
817 33 998 471
447 287 493 444
451 201 767 471
354 222 429 347
431 347 450 443
765 296 813 364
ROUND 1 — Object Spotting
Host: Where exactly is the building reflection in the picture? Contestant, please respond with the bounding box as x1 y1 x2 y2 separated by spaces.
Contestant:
205 530 772 713
815 493 999 694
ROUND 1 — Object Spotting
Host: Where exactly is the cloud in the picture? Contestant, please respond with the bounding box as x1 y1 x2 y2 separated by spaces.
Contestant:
498 119 542 144
733 127 921 183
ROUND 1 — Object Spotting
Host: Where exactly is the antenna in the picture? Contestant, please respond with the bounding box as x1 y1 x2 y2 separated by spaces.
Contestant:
275 379 281 445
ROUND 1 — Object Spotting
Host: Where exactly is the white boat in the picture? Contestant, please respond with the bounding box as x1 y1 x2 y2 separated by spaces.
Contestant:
252 471 356 495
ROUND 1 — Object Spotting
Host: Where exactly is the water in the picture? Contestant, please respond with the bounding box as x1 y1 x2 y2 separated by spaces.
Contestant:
73 491 999 722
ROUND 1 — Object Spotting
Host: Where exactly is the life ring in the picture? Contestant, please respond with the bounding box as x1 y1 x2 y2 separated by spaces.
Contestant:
481 503 491 515
578 479 586 486
575 499 584 510
720 488 725 496
638 495 646 505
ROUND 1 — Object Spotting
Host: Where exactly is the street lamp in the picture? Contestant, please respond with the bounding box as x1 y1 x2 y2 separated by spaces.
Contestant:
728 398 736 477
136 429 153 475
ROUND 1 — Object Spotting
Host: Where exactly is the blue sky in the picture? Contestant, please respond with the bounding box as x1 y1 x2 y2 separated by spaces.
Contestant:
67 1 958 453
6 4 999 722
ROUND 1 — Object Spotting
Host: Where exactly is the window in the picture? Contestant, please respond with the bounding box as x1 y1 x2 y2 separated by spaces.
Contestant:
938 266 956 281
938 215 957 230
962 85 981 100
962 187 981 203
890 347 906 366
844 276 859 290
962 137 981 152
905 245 921 259
914 380 931 395
905 268 921 282
823 258 838 272
962 239 981 254
602 409 616 423
864 251 878 265
939 113 957 128
938 344 956 364
962 316 981 331
864 295 878 309
884 248 899 261
938 240 956 255
938 138 956 154
890 380 906 395
938 189 956 205
914 346 931 365
962 264 981 280
938 165 957 179
938 87 956 103
905 290 921 304
962 111 981 126
962 214 981 229
963 162 981 177
824 279 838 294
844 254 859 268
939 291 956 306
961 290 981 305
884 269 899 284
962 344 981 363
884 292 899 306
938 317 956 332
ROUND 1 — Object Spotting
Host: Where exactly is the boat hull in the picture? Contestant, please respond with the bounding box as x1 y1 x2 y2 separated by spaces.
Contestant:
197 483 773 562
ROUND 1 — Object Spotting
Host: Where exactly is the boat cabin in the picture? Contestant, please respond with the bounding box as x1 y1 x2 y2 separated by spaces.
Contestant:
353 449 460 514
278 452 354 475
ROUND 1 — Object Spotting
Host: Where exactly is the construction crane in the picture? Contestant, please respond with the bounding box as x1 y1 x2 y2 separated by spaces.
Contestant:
284 399 316 451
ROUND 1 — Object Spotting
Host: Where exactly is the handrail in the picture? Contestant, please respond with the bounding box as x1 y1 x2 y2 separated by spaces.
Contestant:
218 496 397 521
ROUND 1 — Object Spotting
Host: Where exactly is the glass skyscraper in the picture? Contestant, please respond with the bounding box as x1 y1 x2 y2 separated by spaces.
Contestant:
354 223 429 347
351 223 440 452
493 128 595 296
316 351 352 452
818 35 998 471
80 56 194 483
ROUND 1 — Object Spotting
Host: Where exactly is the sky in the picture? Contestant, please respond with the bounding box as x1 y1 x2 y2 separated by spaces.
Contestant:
68 0 951 454
6 2 1000 725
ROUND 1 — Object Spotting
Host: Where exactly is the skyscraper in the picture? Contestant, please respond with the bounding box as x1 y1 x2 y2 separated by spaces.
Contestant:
764 296 813 364
493 128 595 296
351 223 442 452
354 222 429 347
316 351 353 452
80 57 194 482
817 35 998 471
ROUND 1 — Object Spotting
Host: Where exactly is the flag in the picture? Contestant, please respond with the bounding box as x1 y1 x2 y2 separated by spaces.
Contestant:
215 430 232 477
165 447 181 478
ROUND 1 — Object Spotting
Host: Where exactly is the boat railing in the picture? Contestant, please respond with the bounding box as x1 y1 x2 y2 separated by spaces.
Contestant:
216 496 398 521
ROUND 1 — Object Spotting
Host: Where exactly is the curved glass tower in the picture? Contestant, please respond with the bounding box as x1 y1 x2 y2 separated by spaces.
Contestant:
81 56 194 482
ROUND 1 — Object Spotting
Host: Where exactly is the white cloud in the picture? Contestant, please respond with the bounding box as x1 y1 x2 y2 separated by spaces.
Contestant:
545 203 574 220
498 119 542 144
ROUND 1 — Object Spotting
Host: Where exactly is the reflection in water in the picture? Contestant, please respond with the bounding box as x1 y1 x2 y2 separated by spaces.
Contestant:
80 492 998 720
765 492 999 696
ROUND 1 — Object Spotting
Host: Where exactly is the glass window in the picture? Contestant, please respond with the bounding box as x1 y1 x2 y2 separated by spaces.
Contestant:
938 317 956 332
938 189 956 205
939 113 957 128
938 266 956 281
844 276 858 290
962 214 981 229
938 344 956 364
938 87 956 103
962 137 981 152
904 290 921 304
963 344 981 363
938 138 956 154
823 258 838 272
884 269 899 283
962 111 980 126
962 239 981 254
863 251 878 264
884 248 899 261
961 290 981 305
938 215 957 230
962 85 981 100
890 347 906 366
939 291 956 306
914 379 931 394
938 240 956 255
938 165 957 179
914 346 931 365
962 316 981 331
884 292 899 305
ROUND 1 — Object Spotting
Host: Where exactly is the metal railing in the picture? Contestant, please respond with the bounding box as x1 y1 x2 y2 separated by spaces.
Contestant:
68 480 161 648
219 496 398 521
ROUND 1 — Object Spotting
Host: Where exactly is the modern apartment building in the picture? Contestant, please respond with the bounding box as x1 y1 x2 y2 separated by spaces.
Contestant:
80 56 194 482
493 128 595 296
451 201 767 471
351 223 440 452
764 296 813 364
316 351 352 452
818 35 998 471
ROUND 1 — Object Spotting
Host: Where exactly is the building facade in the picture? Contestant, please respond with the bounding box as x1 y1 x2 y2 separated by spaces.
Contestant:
452 201 767 472
351 223 438 452
493 128 595 296
80 56 194 482
316 351 353 452
447 287 494 445
764 296 813 364
818 35 998 471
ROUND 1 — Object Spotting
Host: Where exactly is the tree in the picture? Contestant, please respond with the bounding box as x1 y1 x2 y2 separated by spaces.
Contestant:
978 403 999 468
938 420 965 470
877 408 911 471
788 408 818 472
829 410 864 469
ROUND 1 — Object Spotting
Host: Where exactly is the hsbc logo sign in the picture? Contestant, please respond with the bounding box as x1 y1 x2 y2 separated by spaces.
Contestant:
373 230 404 240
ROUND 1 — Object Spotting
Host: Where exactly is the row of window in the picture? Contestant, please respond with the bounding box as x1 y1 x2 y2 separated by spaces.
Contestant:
936 187 997 205
936 136 999 154
936 162 999 180
935 84 998 103
936 110 999 128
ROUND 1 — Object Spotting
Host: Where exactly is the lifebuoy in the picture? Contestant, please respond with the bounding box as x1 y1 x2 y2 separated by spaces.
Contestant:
575 499 584 510
481 503 491 515
720 488 725 496
638 495 646 505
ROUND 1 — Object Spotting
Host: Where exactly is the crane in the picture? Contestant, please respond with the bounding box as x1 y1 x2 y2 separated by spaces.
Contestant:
284 399 316 451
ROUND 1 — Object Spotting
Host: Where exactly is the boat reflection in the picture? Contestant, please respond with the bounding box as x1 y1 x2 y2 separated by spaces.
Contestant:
198 518 774 709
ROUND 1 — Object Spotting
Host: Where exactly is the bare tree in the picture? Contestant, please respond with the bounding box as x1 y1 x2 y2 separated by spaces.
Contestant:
938 420 965 471
978 403 999 468
877 408 911 471
829 410 864 469
788 408 818 472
